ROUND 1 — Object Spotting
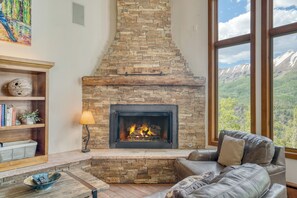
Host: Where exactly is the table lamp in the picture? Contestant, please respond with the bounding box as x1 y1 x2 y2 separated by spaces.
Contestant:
80 111 95 153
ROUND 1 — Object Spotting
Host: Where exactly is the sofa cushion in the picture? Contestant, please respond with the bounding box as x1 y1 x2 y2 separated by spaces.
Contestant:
188 163 271 198
165 172 215 198
174 158 224 180
218 130 275 165
218 135 245 166
210 165 240 183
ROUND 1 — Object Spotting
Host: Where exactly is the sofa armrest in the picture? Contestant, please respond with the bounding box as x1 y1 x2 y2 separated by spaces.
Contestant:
187 149 218 161
271 146 285 166
263 184 287 198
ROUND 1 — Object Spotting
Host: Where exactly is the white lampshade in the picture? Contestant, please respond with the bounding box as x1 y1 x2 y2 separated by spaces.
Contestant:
80 111 95 125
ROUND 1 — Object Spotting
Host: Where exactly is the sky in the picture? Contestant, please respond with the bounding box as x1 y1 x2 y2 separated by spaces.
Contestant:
218 0 297 68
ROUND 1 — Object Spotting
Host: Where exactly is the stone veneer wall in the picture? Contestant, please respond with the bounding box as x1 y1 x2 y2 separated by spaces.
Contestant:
91 159 176 184
83 84 205 149
82 0 206 149
95 0 193 76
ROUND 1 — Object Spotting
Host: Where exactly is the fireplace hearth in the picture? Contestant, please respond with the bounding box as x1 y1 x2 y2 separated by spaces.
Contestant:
110 104 178 149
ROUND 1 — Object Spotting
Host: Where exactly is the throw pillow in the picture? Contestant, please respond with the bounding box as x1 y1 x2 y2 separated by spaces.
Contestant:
218 135 245 166
165 172 215 198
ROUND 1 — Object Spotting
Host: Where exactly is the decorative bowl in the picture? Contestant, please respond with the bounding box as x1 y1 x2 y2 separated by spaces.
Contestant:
24 172 61 191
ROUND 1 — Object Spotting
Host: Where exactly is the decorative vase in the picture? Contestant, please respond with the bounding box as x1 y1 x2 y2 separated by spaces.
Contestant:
8 78 33 97
23 118 35 125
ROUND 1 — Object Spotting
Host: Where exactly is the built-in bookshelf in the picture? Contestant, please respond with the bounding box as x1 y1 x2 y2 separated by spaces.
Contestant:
0 55 54 171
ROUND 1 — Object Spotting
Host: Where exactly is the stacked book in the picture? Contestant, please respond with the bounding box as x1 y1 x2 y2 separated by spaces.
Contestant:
0 104 17 127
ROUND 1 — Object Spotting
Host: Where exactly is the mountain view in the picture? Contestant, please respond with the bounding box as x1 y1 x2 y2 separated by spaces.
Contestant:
218 50 297 149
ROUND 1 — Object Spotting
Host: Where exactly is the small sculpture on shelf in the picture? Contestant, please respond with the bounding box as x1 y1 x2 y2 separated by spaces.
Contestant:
7 78 33 97
19 109 41 125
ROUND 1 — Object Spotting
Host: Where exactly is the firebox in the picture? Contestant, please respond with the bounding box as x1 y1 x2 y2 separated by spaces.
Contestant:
110 104 178 148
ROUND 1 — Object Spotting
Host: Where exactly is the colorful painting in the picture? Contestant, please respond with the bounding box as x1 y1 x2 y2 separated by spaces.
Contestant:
0 0 31 45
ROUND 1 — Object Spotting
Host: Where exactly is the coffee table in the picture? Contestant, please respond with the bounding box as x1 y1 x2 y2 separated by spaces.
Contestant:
0 169 109 198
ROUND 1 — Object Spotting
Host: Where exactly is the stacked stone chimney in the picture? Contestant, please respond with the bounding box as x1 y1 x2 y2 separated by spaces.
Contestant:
95 0 193 76
83 0 205 149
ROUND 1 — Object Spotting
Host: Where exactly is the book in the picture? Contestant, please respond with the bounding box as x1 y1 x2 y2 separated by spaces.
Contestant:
6 105 13 127
1 104 6 126
12 108 17 126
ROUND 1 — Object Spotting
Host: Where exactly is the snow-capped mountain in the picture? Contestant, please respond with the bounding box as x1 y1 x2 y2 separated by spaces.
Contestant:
274 51 297 75
219 50 297 82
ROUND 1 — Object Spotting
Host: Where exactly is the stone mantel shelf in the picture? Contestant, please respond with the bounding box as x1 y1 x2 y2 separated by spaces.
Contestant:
82 76 205 87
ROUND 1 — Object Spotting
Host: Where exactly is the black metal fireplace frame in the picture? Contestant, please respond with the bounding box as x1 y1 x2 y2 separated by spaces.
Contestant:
109 104 178 149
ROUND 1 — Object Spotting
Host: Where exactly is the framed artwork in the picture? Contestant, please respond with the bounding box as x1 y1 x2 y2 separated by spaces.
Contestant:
0 0 31 45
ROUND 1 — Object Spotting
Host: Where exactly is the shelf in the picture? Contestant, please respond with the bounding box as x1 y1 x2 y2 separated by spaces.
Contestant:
0 96 45 101
0 124 45 131
0 55 52 171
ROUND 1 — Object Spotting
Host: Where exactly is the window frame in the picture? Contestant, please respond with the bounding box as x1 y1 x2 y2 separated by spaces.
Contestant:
261 0 297 159
208 0 256 146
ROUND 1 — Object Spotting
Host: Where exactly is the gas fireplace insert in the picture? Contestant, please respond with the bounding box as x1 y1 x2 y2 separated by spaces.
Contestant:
109 104 178 149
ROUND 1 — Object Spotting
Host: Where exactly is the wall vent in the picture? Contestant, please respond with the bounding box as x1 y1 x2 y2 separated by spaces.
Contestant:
72 2 84 26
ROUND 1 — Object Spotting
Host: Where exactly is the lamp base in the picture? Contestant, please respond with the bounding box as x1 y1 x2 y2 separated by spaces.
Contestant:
81 148 90 153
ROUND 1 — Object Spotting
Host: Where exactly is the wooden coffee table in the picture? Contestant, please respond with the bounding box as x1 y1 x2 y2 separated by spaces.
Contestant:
0 169 109 198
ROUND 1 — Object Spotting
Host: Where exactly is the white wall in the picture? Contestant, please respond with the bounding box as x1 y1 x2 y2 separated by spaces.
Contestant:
171 0 297 184
171 0 209 146
0 0 116 153
171 0 208 77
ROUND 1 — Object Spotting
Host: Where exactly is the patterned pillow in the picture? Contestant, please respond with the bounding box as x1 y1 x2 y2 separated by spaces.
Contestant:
165 172 215 198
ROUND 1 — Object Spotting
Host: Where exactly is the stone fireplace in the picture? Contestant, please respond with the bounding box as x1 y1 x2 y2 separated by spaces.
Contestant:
82 0 205 149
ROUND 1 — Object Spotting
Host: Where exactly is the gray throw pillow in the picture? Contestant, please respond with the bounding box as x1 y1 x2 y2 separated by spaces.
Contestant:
218 135 245 166
165 172 215 198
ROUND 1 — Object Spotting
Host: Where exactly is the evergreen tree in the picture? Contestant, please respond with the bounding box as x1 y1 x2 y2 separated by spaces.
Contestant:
218 98 241 131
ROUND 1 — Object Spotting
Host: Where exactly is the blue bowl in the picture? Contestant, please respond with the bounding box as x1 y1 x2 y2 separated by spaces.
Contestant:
24 172 61 191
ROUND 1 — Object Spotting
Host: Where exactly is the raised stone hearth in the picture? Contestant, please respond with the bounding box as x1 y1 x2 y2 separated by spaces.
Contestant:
82 0 205 149
0 150 192 186
91 158 176 184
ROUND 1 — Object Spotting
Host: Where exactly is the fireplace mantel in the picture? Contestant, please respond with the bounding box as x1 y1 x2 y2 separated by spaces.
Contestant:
82 76 205 87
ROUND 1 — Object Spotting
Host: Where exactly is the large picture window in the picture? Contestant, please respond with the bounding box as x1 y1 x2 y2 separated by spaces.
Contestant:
208 0 255 145
262 0 297 158
273 33 297 149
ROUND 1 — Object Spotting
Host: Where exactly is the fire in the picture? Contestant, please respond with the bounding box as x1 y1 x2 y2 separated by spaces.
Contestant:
128 123 157 139
129 124 136 135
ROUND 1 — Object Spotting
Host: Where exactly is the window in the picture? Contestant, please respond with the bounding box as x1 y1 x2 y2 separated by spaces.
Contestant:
208 0 256 145
262 0 297 158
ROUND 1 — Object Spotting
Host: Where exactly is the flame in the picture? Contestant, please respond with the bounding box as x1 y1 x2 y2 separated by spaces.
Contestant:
142 123 148 131
147 130 156 136
129 124 136 135
129 123 157 137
